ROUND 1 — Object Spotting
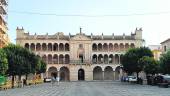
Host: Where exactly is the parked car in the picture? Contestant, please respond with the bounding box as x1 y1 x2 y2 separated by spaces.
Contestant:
161 75 170 84
128 76 137 82
44 78 51 82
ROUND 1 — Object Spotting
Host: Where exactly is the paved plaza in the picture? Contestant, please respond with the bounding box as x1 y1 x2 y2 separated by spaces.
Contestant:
0 81 170 96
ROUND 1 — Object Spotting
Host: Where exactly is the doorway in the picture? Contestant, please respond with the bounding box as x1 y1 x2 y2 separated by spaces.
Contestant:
51 72 57 79
79 54 84 63
78 69 85 80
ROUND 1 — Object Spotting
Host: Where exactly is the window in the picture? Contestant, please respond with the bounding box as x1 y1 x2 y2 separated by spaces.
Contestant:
79 44 83 48
164 46 166 52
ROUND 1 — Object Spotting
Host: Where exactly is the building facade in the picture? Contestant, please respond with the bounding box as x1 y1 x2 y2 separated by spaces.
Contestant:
16 27 143 81
161 38 170 53
148 45 162 60
0 0 9 48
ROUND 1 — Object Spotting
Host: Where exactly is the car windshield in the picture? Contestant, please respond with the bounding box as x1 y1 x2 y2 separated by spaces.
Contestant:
164 76 170 80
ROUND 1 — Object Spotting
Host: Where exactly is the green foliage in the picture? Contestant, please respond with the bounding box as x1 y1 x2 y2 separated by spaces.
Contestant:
37 59 47 74
0 49 8 76
139 56 159 75
122 47 153 74
3 44 47 76
160 50 170 74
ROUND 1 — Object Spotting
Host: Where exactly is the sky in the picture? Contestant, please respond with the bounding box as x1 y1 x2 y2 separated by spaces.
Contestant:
8 0 170 45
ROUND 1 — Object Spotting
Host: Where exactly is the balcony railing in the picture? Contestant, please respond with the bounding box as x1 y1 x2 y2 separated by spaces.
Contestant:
69 60 91 64
43 60 120 65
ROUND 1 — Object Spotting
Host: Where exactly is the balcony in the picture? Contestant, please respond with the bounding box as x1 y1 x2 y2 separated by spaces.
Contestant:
0 21 7 33
69 60 91 64
0 33 9 44
0 1 7 15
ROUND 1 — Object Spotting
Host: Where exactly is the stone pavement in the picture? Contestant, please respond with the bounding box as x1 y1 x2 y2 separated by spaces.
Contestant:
0 81 170 96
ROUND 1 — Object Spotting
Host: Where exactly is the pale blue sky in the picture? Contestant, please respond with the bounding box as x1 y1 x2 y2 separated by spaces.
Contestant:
8 0 170 45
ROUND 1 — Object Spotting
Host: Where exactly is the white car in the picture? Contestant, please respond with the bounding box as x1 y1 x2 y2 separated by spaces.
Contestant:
128 76 137 82
44 78 51 82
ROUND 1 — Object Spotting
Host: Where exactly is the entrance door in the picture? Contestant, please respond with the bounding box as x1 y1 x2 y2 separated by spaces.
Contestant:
78 69 85 80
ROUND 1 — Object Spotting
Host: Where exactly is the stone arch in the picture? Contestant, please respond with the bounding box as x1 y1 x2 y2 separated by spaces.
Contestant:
115 54 119 64
109 43 113 51
125 43 129 50
98 43 102 51
92 54 97 64
119 43 124 51
109 54 114 64
60 66 70 81
25 43 29 49
53 43 58 51
42 55 47 63
36 43 41 51
48 54 52 64
120 54 123 64
92 43 97 51
115 66 121 80
53 54 58 64
48 43 52 51
65 54 70 64
59 43 64 51
130 43 135 48
103 43 108 51
59 54 64 64
98 54 103 64
42 43 47 51
30 43 35 51
104 54 108 64
93 66 103 80
114 43 119 52
104 66 114 80
65 43 69 51
48 67 57 78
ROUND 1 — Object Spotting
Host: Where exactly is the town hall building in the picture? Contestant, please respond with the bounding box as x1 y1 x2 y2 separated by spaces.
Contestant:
16 27 143 81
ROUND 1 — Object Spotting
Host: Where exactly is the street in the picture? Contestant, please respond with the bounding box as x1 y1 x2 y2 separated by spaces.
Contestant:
0 81 169 96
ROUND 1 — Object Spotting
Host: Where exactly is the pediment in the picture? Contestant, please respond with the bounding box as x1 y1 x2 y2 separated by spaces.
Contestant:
71 34 91 41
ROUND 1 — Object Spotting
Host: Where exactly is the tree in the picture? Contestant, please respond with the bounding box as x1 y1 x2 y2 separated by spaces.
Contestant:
122 47 153 79
138 56 159 75
37 59 47 74
0 49 8 76
160 50 170 74
3 44 47 87
3 44 28 87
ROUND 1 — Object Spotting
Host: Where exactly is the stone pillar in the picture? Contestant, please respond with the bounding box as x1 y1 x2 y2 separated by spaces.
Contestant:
51 43 53 51
40 44 42 51
46 71 48 78
63 56 65 64
102 71 104 80
58 56 59 64
118 54 120 64
102 44 103 51
63 43 65 51
96 55 98 64
114 55 115 64
58 44 59 51
108 54 109 64
47 43 48 51
57 71 60 80
113 71 115 80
